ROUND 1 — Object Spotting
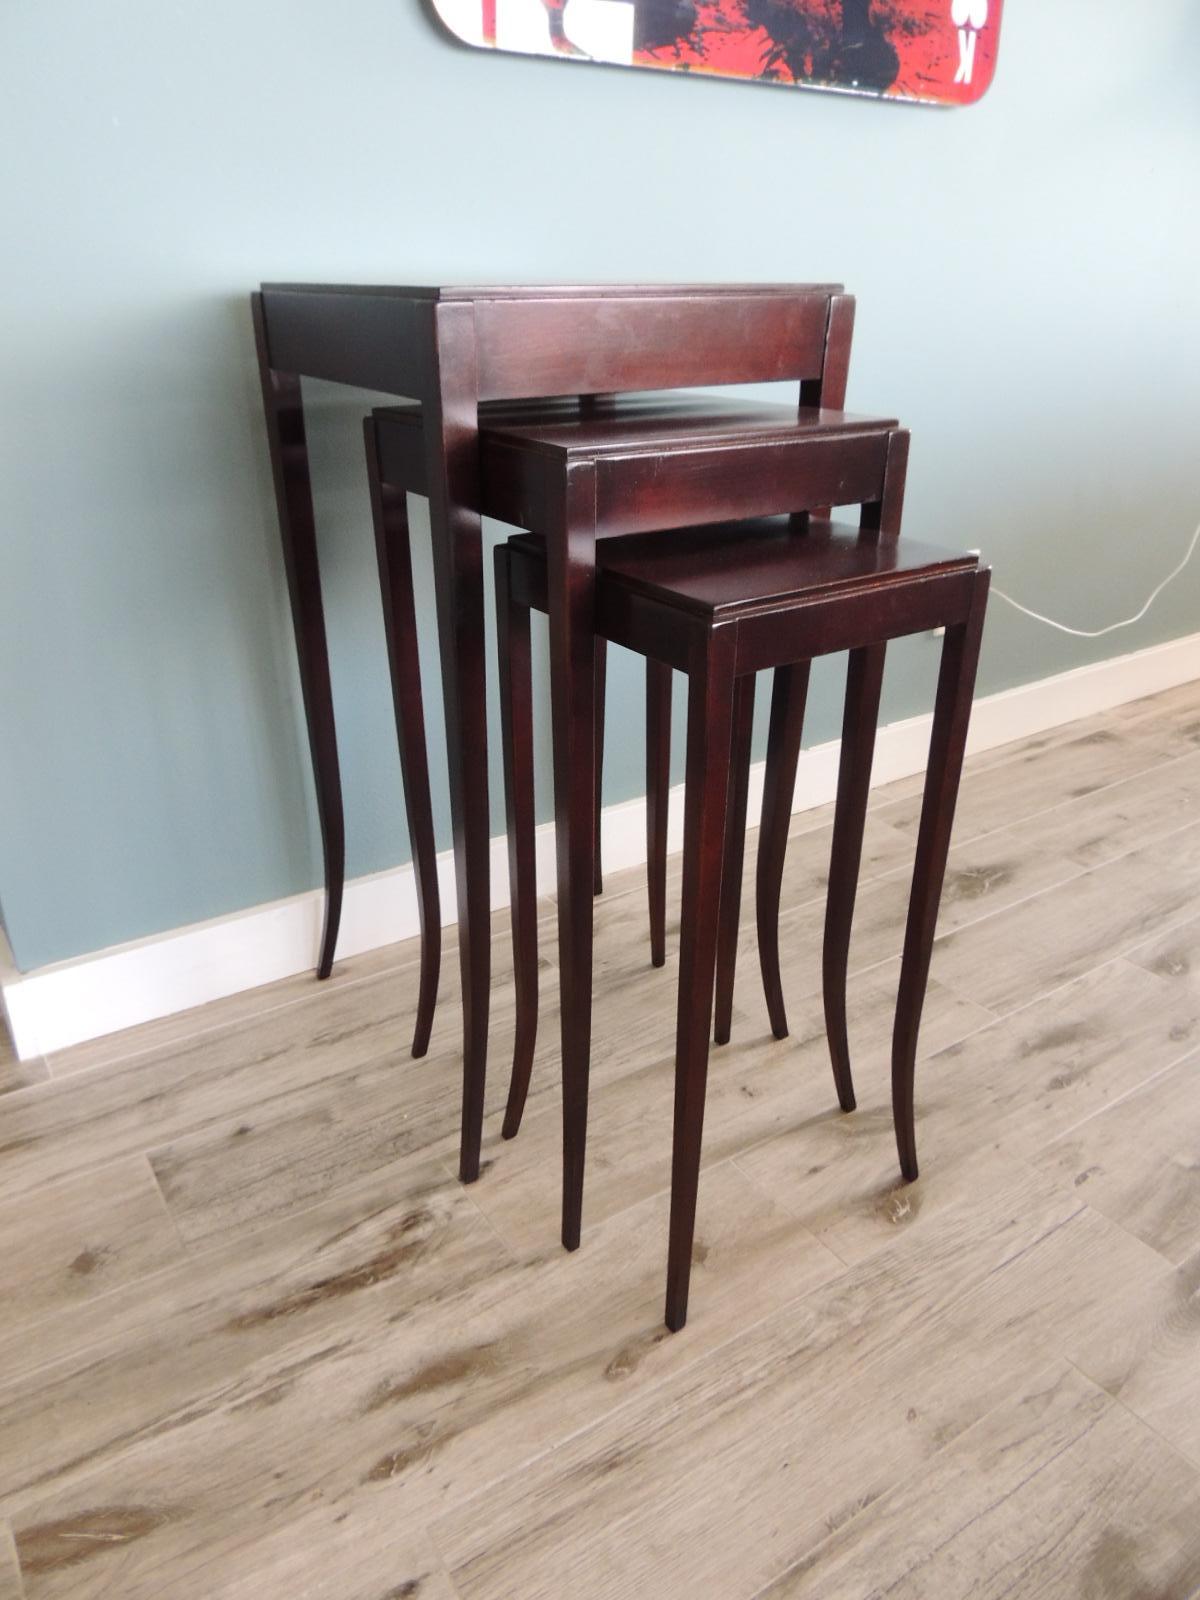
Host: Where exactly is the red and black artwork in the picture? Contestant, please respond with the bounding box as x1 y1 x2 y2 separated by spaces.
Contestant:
432 0 1002 104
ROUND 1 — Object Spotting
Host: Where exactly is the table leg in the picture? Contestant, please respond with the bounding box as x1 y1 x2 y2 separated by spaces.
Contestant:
593 642 607 895
893 570 989 1180
756 661 811 1039
423 303 490 1184
363 417 441 1059
713 672 756 1046
251 294 344 980
645 661 673 969
823 642 887 1114
494 546 539 1142
666 625 738 1332
546 466 599 1251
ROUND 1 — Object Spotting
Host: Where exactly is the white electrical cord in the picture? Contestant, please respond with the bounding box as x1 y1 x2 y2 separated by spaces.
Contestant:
991 518 1200 639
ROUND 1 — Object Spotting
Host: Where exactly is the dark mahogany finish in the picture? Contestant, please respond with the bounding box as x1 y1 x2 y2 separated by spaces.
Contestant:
375 396 899 1247
499 495 988 1329
645 661 673 969
251 296 343 981
362 400 684 1133
757 660 812 1039
254 283 855 1189
362 417 440 1058
714 675 756 1048
494 541 539 1141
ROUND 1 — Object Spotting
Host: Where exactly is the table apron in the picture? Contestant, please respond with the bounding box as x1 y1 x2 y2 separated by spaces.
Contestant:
260 290 427 396
733 569 978 673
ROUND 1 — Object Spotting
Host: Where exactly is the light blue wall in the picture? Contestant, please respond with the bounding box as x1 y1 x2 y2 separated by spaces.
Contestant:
1 0 1198 971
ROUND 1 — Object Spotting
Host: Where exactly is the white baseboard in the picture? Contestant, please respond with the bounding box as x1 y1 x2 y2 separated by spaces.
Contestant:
4 628 1200 1062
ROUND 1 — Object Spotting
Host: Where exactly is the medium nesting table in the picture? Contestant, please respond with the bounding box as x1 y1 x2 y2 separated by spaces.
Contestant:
252 281 854 1189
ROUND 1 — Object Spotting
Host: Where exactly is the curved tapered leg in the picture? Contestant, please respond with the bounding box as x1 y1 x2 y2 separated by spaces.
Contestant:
714 674 756 1046
823 644 887 1113
756 662 811 1039
666 629 737 1333
546 470 599 1252
593 642 607 896
423 301 490 1185
252 294 344 980
494 547 540 1141
894 572 989 1180
364 418 440 1058
646 661 673 969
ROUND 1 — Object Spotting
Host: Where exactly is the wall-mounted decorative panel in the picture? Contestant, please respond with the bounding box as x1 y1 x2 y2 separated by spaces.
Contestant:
432 0 1002 105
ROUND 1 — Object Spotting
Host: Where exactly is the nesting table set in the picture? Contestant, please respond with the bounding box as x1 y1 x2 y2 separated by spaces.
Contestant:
253 283 988 1330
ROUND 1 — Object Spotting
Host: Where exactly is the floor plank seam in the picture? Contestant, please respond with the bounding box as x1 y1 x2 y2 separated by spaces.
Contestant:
440 1156 527 1262
0 1522 24 1600
0 1051 48 1095
709 876 1050 1033
932 884 1200 1019
1034 1040 1200 1161
730 1142 1047 1275
419 1227 860 1544
440 1165 1107 1545
0 1154 472 1393
1040 1189 1192 1279
1063 811 1200 877
150 1130 472 1258
1125 907 1200 975
727 1151 864 1270
739 1356 1095 1600
429 1533 470 1600
426 1443 679 1600
43 957 414 1082
931 948 1152 1041
0 1156 198 1357
1062 1355 1200 1478
143 1151 191 1256
0 1064 459 1216
808 845 1142 1016
929 981 1005 1028
893 742 1200 855
719 983 1008 1199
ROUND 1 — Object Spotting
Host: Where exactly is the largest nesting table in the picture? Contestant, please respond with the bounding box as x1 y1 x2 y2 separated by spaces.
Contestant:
252 282 854 1189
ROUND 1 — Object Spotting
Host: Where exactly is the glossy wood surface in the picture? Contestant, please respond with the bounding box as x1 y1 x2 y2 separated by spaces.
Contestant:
251 293 344 980
373 395 893 463
590 517 974 615
893 571 990 1179
420 301 491 1184
592 644 607 896
667 624 739 1329
645 661 674 970
265 280 845 300
260 284 845 399
757 661 812 1040
714 674 757 1047
494 543 539 1143
362 417 440 1058
376 400 900 538
824 644 886 1111
475 399 898 453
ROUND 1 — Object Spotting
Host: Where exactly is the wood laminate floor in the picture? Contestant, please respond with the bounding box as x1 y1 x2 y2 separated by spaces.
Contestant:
3 681 1200 1598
